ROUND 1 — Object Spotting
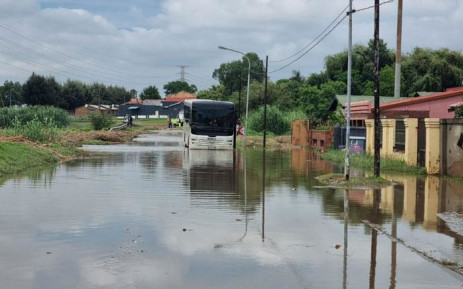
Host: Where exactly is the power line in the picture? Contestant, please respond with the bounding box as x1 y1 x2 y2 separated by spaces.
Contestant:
270 3 350 63
0 22 171 81
269 15 347 74
268 0 395 75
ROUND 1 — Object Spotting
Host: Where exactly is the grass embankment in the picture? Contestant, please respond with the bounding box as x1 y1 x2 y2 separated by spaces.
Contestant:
0 115 169 178
0 142 58 178
322 149 427 175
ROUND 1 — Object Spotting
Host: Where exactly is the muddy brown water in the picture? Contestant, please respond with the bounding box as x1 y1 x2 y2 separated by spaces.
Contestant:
0 130 462 288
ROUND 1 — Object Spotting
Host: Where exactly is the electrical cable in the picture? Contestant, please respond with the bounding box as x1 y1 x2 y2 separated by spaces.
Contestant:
269 3 350 63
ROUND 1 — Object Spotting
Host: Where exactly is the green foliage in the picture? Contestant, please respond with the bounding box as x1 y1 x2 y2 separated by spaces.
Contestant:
212 52 265 96
139 85 161 100
163 81 197 96
248 106 291 135
197 85 227 101
87 113 115 130
0 80 23 107
0 106 70 128
402 48 463 96
6 118 59 143
456 106 463 118
322 149 426 175
23 73 61 106
0 143 58 177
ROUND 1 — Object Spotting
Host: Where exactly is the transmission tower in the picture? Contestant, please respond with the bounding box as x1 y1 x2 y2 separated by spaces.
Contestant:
177 65 189 82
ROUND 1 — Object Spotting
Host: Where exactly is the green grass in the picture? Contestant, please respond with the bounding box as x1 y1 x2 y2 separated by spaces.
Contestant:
322 149 427 175
316 173 393 189
0 142 58 178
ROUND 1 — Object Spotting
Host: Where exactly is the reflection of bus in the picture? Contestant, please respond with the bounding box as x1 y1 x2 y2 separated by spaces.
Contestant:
183 99 235 150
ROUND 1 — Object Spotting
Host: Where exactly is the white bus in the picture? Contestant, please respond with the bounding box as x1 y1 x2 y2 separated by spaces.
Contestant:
183 99 235 150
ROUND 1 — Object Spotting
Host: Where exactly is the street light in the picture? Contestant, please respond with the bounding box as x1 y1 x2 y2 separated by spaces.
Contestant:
218 45 251 148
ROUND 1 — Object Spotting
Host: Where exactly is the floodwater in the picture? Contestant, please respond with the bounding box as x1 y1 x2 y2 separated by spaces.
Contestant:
0 131 462 289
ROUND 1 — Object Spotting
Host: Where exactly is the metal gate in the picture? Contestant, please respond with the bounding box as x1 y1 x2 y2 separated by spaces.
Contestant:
417 119 426 167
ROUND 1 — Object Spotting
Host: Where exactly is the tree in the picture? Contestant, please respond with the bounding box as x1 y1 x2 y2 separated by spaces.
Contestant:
402 48 463 96
139 85 161 100
163 81 197 96
0 80 23 107
197 85 227 101
212 52 265 96
62 80 89 110
23 73 61 106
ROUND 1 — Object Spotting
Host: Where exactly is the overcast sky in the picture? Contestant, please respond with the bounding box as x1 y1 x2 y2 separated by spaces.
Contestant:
0 0 461 97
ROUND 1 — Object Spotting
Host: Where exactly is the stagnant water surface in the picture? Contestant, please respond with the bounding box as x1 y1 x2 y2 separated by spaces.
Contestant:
0 131 462 288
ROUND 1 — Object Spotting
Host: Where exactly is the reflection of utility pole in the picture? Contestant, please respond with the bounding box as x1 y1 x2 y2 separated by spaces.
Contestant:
373 0 381 177
369 189 381 289
390 188 397 288
262 149 266 242
343 190 349 289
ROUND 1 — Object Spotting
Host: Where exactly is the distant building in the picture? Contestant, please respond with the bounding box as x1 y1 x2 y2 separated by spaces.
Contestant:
118 91 197 119
75 104 119 117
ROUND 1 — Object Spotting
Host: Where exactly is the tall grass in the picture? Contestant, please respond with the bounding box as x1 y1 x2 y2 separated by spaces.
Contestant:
0 106 69 143
0 106 70 128
248 107 307 135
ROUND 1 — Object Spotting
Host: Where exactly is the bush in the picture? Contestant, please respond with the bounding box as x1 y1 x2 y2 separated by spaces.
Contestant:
456 106 463 118
249 106 291 135
88 113 115 130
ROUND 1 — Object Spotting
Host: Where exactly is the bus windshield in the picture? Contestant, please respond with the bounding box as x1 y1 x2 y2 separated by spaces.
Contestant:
191 105 234 136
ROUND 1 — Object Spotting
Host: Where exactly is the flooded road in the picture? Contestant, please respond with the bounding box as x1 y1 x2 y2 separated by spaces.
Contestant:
0 131 462 288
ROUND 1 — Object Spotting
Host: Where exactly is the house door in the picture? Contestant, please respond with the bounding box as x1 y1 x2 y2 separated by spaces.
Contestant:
417 119 426 167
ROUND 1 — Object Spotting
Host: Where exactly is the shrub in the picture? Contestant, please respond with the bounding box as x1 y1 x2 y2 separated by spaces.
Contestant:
88 113 115 130
456 105 463 118
249 106 290 135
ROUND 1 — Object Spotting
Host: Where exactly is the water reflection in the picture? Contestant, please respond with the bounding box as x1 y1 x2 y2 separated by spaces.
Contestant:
0 133 462 288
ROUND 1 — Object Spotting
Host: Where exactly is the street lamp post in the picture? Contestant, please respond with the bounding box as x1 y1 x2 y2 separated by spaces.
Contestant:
218 46 251 148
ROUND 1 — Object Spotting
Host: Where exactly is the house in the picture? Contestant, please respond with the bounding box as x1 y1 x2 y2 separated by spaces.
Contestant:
118 91 197 119
379 86 463 119
74 104 119 117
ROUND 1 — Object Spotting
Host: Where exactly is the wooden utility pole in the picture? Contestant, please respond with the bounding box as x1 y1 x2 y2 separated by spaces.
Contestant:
374 0 381 177
394 0 403 98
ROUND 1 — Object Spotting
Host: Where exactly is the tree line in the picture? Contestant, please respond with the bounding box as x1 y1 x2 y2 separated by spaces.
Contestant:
1 39 461 125
0 73 199 111
200 39 463 126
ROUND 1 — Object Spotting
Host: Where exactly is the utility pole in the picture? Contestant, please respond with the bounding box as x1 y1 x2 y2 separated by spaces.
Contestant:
263 55 268 149
394 0 403 98
238 72 242 119
344 0 353 180
178 65 189 82
374 0 381 177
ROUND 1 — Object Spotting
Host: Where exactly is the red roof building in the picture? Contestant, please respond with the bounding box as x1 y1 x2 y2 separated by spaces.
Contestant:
379 86 463 119
165 91 197 103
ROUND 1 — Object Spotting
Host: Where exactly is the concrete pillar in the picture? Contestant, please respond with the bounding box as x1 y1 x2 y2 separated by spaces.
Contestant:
365 119 375 155
381 119 396 157
424 118 441 174
423 176 439 231
404 118 418 166
402 177 417 222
